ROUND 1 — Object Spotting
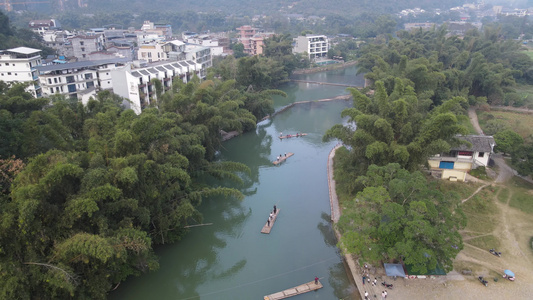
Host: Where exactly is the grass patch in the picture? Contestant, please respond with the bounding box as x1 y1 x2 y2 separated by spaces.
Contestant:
459 114 478 134
478 110 533 138
462 192 498 233
509 188 533 214
467 234 500 250
497 187 509 204
509 176 533 189
470 167 490 180
439 180 481 200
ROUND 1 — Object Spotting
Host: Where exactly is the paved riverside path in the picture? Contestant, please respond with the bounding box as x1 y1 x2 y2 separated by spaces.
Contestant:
327 144 380 300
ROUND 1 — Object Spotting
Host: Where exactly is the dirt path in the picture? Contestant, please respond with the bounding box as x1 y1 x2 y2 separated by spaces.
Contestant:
468 107 483 135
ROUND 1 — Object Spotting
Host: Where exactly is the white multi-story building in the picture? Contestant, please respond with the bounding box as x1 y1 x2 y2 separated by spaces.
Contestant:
0 47 43 97
36 58 129 103
138 40 186 63
293 34 329 60
28 19 59 36
111 60 203 114
184 45 211 77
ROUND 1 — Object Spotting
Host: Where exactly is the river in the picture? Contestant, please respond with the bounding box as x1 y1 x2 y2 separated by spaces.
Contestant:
110 66 365 300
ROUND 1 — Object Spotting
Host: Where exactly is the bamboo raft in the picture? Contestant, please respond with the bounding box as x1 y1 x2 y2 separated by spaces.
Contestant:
279 133 307 139
273 153 294 165
261 209 280 234
264 280 323 300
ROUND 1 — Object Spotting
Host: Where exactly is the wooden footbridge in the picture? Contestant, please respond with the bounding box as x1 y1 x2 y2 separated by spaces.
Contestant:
264 280 323 300
291 80 361 88
261 208 280 234
273 152 294 165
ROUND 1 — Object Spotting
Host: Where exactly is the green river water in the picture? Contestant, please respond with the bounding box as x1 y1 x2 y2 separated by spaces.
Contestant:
110 66 365 300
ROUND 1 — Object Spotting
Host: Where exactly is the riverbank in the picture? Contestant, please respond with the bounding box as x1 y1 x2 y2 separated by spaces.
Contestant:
327 145 365 300
293 61 358 75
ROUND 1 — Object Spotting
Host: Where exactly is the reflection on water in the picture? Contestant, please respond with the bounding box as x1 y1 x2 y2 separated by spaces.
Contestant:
110 66 361 300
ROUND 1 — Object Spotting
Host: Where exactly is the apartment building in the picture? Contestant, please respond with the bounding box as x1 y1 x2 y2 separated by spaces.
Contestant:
236 25 273 55
138 40 186 63
0 47 42 97
36 58 129 103
184 45 211 76
111 60 203 114
69 35 105 60
137 21 173 41
28 19 59 35
293 34 329 60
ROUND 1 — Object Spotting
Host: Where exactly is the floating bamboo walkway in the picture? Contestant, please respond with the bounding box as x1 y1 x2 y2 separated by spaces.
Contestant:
261 209 280 234
272 153 294 165
264 280 323 300
279 133 307 139
291 79 360 88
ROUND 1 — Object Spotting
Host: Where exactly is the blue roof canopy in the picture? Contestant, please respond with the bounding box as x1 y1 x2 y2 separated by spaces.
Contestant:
384 263 406 277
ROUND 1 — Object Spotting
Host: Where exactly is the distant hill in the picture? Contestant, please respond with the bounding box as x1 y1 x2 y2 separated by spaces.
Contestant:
66 0 467 16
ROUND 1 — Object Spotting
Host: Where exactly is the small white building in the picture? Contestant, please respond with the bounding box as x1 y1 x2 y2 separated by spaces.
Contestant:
111 60 203 114
293 34 329 60
428 135 496 182
0 47 43 97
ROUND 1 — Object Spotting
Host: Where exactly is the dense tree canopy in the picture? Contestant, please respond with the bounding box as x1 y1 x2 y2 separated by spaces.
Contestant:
357 26 533 106
0 77 265 298
337 163 465 273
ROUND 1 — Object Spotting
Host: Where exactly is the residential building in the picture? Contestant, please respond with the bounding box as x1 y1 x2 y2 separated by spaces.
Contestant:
184 44 212 76
0 47 42 97
236 25 258 52
137 40 186 63
236 25 273 55
69 35 105 60
428 135 496 182
36 58 129 103
186 34 225 56
293 34 329 60
28 19 59 35
138 21 172 40
111 60 203 114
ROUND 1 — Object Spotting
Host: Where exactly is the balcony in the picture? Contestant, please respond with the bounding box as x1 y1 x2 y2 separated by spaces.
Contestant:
428 155 473 164
139 83 146 88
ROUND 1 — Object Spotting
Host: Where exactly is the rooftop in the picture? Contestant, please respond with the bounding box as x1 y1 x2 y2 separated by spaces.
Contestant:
4 47 42 55
36 58 130 73
453 135 496 152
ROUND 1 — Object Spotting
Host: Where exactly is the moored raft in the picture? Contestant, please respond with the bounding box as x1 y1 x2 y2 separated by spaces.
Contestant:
261 208 280 234
263 280 323 300
272 152 294 165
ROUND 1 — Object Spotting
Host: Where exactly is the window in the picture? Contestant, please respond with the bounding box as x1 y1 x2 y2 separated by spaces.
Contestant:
82 54 86 58
12 64 14 66
4 63 8 66
478 152 485 157
81 47 85 52
80 41 84 46
458 151 473 156
7 72 11 75
54 78 58 83
14 73 17 76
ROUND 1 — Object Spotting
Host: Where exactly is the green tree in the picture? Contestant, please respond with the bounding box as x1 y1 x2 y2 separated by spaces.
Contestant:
232 43 246 58
494 129 523 155
337 163 465 273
